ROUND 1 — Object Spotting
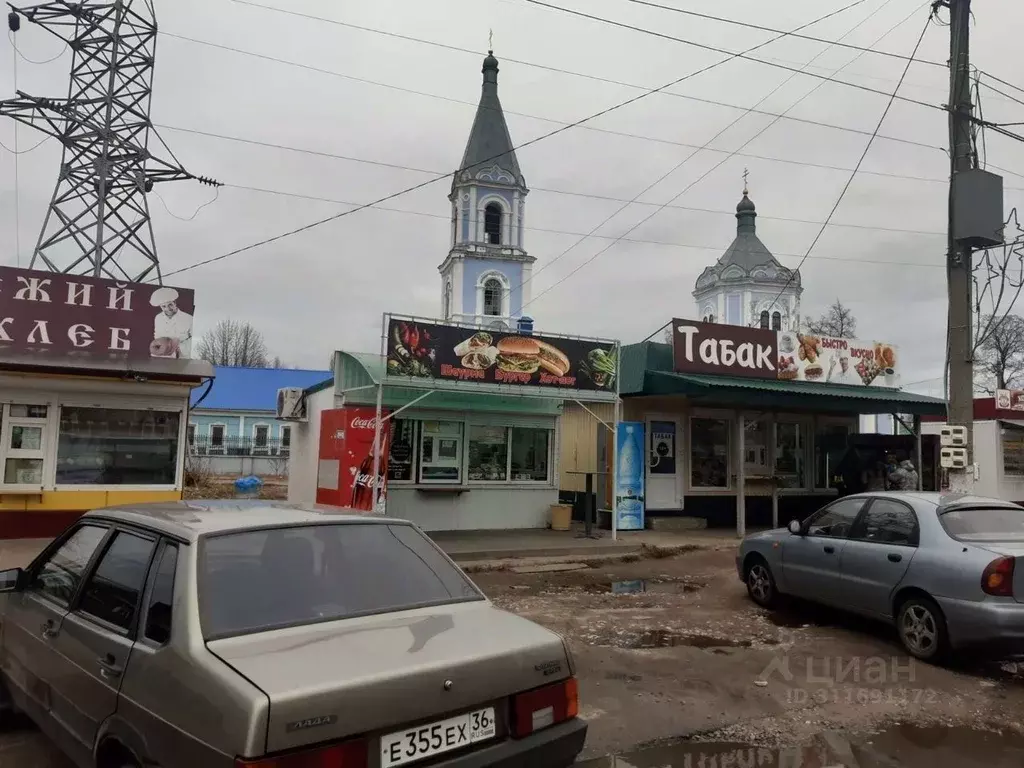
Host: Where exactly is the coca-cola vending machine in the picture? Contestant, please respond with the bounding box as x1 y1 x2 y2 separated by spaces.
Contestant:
316 407 392 512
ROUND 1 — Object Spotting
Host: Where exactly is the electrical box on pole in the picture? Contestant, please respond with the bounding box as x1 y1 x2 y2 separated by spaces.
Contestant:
953 169 1004 249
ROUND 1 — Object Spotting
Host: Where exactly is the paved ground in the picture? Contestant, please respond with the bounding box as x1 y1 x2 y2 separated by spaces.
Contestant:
4 542 1024 765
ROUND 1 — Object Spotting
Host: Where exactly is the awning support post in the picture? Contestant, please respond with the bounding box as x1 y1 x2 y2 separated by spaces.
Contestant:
612 396 620 542
914 415 923 491
736 413 746 538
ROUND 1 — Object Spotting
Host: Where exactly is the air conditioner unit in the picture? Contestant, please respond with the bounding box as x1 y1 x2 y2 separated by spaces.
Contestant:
276 388 307 422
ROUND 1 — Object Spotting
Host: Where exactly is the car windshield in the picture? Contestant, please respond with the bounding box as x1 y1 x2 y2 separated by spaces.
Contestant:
939 505 1024 541
199 523 483 639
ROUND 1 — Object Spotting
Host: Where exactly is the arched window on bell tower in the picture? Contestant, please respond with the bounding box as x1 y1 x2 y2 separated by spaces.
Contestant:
772 311 782 331
483 278 503 316
443 281 452 319
760 311 769 329
484 203 502 245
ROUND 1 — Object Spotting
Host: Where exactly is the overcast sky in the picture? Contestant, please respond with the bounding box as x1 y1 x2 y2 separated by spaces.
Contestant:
1 0 1023 392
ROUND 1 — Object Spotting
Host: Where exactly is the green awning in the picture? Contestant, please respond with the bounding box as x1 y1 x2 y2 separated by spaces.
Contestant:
638 370 947 416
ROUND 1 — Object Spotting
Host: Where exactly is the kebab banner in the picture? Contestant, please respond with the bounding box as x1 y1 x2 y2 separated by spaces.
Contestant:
384 318 618 393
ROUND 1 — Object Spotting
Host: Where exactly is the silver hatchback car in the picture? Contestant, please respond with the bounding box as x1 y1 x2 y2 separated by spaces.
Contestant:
737 492 1024 662
0 502 586 768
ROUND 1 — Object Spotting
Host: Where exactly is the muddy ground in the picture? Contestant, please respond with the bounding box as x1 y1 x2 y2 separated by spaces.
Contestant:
474 544 1024 764
4 544 1024 766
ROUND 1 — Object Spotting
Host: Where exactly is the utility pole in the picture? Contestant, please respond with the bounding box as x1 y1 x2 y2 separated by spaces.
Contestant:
946 0 976 492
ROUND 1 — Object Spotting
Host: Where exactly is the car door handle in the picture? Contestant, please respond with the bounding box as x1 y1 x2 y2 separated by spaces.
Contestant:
97 655 123 679
888 553 903 563
40 622 59 640
823 545 835 554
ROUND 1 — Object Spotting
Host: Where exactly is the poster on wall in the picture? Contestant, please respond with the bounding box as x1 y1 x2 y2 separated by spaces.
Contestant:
671 319 901 388
615 422 646 531
316 407 391 512
0 266 196 361
997 389 1024 412
384 317 618 394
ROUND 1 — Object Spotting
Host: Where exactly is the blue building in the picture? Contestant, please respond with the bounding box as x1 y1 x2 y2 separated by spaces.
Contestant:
188 366 331 456
438 50 534 330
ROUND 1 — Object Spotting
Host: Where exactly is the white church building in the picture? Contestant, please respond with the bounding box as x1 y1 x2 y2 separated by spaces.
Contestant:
692 184 802 331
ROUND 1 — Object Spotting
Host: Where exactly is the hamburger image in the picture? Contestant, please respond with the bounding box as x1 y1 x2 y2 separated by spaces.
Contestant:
536 341 570 377
495 336 541 374
804 364 824 381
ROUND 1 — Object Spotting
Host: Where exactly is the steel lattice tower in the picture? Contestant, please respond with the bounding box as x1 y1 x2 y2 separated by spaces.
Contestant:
2 0 217 284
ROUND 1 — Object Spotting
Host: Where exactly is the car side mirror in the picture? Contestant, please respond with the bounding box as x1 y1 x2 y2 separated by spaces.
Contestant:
787 519 803 535
0 568 24 593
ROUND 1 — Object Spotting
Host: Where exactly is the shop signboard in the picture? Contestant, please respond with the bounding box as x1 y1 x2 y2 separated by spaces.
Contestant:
316 407 391 512
385 317 618 395
997 389 1024 412
0 266 196 361
671 319 901 388
615 422 645 531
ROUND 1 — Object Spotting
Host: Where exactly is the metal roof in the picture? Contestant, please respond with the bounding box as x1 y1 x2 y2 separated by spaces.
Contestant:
456 53 525 187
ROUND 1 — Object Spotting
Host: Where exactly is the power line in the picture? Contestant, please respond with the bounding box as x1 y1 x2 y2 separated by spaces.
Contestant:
518 0 927 312
224 181 945 267
159 0 870 279
159 30 951 162
620 0 947 68
7 30 67 65
760 6 935 321
155 122 950 233
523 0 944 113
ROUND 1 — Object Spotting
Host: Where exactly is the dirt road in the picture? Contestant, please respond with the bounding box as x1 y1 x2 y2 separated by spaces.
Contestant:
4 544 1024 765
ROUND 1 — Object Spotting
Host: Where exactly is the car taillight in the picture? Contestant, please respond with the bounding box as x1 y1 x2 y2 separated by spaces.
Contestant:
511 677 579 738
982 557 1015 597
235 739 367 768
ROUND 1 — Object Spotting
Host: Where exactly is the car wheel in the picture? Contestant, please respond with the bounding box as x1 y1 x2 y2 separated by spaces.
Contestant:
896 596 949 662
746 557 778 608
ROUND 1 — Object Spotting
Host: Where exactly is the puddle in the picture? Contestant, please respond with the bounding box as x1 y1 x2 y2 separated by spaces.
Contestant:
586 578 704 595
577 726 1024 768
584 627 753 650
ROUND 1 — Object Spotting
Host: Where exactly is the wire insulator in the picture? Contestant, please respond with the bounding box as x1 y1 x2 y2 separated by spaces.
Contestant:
8 11 20 32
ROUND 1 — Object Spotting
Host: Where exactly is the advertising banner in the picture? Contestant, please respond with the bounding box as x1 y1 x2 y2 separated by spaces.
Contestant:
997 389 1024 412
615 422 645 531
385 317 618 394
0 266 196 361
671 319 900 388
316 407 391 512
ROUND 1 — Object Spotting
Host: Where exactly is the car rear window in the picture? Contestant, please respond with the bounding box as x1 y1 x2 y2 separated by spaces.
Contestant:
939 506 1024 541
199 523 482 639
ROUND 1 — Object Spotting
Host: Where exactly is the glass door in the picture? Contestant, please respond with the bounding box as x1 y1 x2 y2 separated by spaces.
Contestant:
646 418 680 510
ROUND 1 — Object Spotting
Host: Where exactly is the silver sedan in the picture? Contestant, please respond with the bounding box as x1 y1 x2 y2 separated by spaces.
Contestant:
737 492 1024 662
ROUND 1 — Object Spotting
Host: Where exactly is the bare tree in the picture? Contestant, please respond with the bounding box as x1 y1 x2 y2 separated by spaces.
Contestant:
197 319 270 367
975 314 1024 393
972 209 1024 393
806 300 858 338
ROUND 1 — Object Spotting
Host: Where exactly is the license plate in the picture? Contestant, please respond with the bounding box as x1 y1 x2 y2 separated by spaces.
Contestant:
380 707 496 768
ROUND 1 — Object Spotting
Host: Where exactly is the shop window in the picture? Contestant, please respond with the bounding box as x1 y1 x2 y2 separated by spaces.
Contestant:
775 421 806 488
2 403 48 486
419 421 462 483
469 425 509 481
510 428 549 482
814 423 850 489
56 407 180 486
691 417 729 488
744 418 768 476
484 203 502 245
1004 425 1024 476
388 419 417 482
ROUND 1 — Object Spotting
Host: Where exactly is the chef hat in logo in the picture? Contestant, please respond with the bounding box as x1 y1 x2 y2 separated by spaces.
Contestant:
150 287 179 307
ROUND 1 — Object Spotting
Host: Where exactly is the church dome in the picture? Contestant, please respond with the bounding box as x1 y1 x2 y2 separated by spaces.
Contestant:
737 193 755 213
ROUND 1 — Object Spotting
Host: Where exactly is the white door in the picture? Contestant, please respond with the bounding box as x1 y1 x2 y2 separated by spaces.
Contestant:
646 418 681 510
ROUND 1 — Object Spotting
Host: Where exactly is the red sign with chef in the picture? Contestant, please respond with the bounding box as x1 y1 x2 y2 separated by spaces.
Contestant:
316 407 391 512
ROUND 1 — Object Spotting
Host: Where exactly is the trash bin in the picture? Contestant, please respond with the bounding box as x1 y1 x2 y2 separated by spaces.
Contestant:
549 504 572 531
